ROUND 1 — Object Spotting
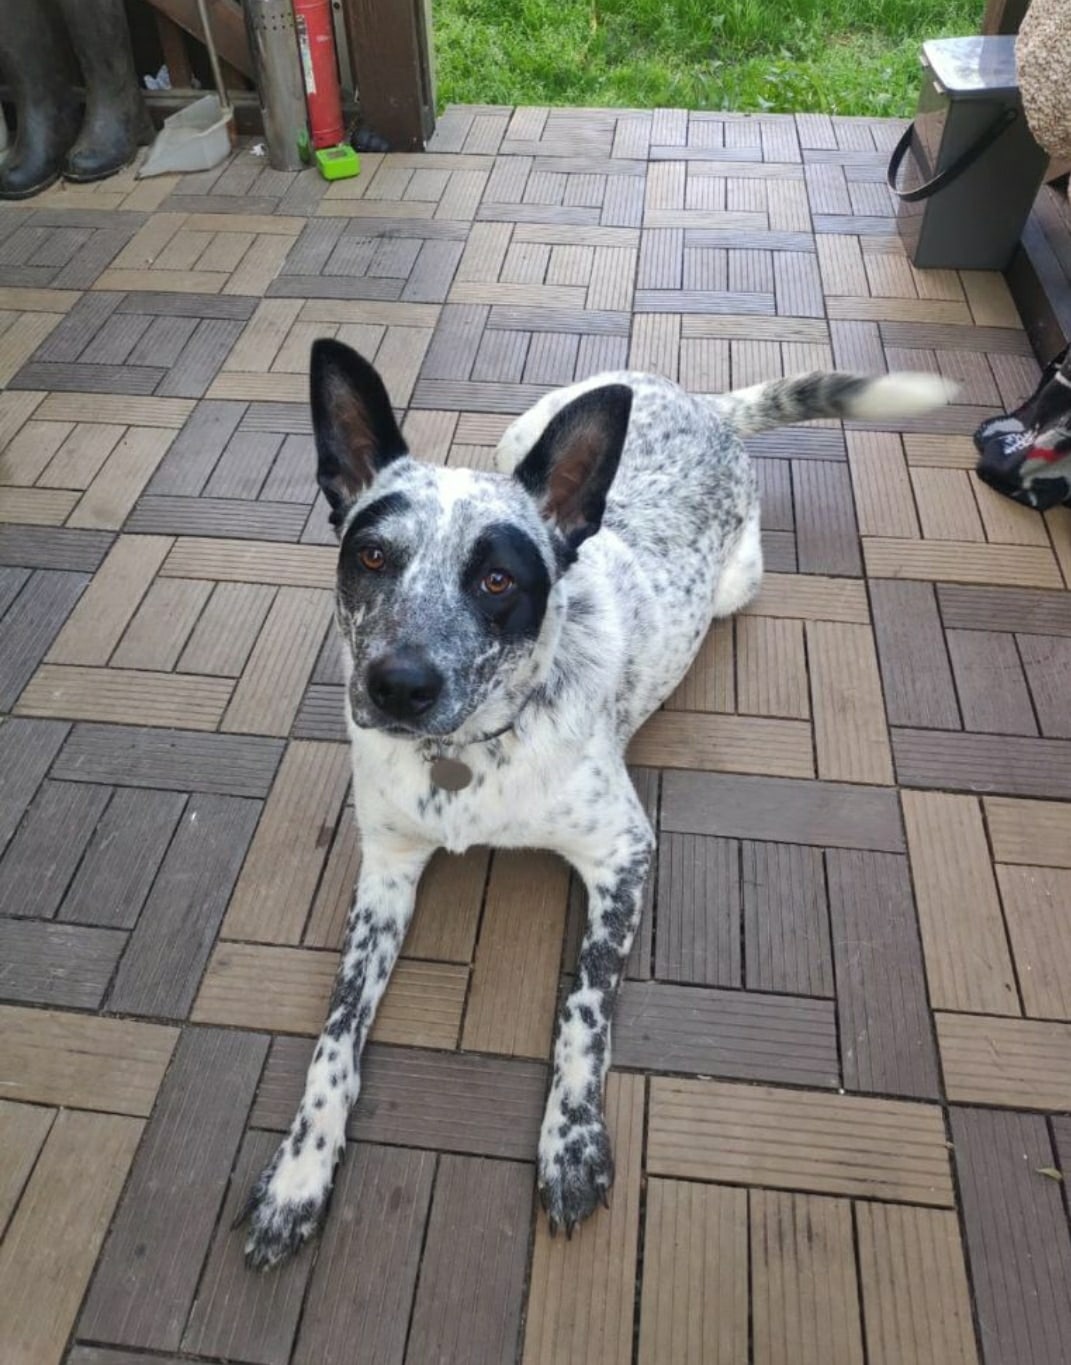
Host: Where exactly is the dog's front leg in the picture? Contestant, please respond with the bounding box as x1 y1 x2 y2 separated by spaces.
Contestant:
240 831 432 1269
539 814 654 1236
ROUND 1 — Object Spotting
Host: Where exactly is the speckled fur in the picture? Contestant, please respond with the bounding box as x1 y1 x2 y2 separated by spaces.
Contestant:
238 347 950 1268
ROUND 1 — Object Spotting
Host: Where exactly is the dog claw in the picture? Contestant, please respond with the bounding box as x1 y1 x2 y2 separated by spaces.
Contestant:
598 1187 611 1210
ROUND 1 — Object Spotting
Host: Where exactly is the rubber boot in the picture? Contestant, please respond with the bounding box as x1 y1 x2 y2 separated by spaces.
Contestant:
0 0 82 200
56 0 154 183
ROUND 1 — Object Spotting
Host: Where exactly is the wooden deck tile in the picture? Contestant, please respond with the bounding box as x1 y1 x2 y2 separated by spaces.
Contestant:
892 728 1071 801
807 621 893 784
629 711 814 778
160 536 335 588
827 850 940 1098
0 1110 142 1365
462 850 570 1057
736 615 808 718
655 833 740 986
194 941 467 1048
223 741 351 944
0 919 125 1009
406 1155 532 1365
846 430 919 538
221 586 333 735
16 663 233 731
647 1077 953 1204
523 1072 643 1365
0 1004 176 1114
743 840 832 997
0 718 69 860
938 1013 1071 1110
176 581 277 676
985 795 1071 867
946 628 1036 735
46 533 171 665
79 1028 268 1353
951 1107 1071 1365
856 1203 978 1365
638 1181 748 1365
996 865 1071 1020
863 538 1063 588
938 583 1071 636
0 778 112 919
0 1101 54 1232
793 459 862 577
751 1190 863 1365
110 577 212 671
1017 633 1071 737
615 980 838 1086
406 846 491 963
66 428 174 531
869 580 960 729
36 422 125 489
292 1144 435 1365
743 571 869 623
0 568 89 712
301 802 361 949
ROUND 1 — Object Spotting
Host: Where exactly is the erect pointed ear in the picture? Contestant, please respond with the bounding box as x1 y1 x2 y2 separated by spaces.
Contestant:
310 338 408 529
513 384 633 548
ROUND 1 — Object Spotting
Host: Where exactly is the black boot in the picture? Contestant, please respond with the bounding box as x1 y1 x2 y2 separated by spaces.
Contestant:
0 0 82 200
56 0 153 183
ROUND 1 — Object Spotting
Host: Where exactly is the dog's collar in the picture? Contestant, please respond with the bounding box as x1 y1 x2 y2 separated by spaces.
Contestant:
421 689 538 790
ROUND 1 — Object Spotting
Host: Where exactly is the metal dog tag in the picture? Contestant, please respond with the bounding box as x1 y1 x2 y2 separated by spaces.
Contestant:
429 756 473 791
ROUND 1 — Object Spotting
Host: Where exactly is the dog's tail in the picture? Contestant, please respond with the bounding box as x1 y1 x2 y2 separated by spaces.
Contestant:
708 371 956 437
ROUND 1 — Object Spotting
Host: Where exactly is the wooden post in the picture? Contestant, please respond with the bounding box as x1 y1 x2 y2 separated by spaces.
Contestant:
341 0 436 150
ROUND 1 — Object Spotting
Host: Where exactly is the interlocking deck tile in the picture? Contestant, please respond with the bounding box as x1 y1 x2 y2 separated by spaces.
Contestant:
223 741 351 944
67 427 176 531
0 524 113 572
793 459 862 577
647 1077 953 1204
463 850 570 1058
405 846 491 963
182 1129 314 1365
912 468 985 542
827 850 940 1098
161 535 335 588
985 795 1071 868
846 430 919 539
892 728 1071 800
655 834 740 986
292 1144 435 1365
0 1004 176 1113
751 1191 864 1365
194 941 467 1047
34 391 194 428
938 1013 1071 1110
638 1180 747 1365
742 840 833 997
951 1107 1071 1365
34 421 125 491
0 415 67 487
743 571 869 622
865 538 1063 588
0 779 112 919
523 1072 643 1365
16 663 233 731
615 980 839 1086
0 1101 53 1232
0 486 79 526
736 615 809 718
110 577 212 671
663 771 903 851
176 581 277 677
946 629 1036 736
869 581 960 729
0 1109 142 1365
0 569 88 711
221 586 333 735
252 1037 546 1160
0 719 69 862
807 622 893 784
1017 634 1071 738
45 533 170 666
1001 865 1071 1019
79 1028 268 1353
629 712 814 778
301 802 360 949
146 399 245 496
0 919 125 1009
405 1154 531 1365
856 1203 978 1365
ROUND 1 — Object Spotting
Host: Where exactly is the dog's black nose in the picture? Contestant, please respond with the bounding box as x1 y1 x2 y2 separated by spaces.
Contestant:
367 651 443 721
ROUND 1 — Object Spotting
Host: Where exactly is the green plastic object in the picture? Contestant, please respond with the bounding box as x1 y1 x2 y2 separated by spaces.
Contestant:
315 144 361 181
297 127 312 166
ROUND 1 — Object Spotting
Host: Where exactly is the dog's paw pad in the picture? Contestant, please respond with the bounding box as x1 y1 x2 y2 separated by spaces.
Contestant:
537 1116 614 1238
236 1145 336 1270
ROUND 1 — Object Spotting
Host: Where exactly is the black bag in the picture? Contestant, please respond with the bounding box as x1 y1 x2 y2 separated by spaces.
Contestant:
974 345 1071 509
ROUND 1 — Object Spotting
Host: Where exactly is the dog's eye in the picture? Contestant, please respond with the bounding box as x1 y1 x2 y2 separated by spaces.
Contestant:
358 545 386 572
481 569 515 596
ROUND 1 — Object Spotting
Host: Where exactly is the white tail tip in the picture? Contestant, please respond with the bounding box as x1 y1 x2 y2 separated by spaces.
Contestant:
847 372 959 421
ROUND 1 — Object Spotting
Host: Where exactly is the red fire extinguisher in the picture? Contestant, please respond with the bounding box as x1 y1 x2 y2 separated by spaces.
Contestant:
293 0 345 150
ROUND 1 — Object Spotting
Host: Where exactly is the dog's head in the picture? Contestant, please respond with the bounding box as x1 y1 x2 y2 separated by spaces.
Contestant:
311 339 632 738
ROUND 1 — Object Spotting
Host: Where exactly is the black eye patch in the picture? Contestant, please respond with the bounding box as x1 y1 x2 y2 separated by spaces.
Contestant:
463 522 551 640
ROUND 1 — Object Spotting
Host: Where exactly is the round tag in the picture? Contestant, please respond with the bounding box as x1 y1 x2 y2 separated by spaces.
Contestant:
429 756 473 791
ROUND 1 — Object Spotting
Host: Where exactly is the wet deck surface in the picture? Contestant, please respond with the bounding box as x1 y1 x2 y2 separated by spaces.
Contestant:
1 104 1070 1365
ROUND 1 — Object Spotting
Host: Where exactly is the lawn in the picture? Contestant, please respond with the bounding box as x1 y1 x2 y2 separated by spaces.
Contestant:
431 0 982 118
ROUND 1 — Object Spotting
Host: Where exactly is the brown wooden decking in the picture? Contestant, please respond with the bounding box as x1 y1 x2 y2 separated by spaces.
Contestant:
1 105 1070 1365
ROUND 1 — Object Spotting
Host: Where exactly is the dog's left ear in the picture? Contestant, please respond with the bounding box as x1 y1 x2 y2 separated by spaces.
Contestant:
310 338 409 529
513 384 633 548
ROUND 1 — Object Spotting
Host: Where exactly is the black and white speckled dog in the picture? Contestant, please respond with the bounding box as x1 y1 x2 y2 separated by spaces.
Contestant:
239 339 951 1268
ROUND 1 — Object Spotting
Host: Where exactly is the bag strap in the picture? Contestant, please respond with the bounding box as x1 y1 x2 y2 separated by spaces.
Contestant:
887 105 1019 202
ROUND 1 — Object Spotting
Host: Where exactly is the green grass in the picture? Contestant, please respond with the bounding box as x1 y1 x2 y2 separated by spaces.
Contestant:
432 0 982 117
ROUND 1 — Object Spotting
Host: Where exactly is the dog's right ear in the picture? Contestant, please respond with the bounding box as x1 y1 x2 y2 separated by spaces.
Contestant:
310 339 408 529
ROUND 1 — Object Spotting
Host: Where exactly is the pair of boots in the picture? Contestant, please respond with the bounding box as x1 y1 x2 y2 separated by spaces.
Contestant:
0 0 154 199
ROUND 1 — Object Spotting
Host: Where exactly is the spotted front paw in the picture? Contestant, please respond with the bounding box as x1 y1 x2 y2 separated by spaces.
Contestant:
537 1112 614 1237
237 1136 340 1270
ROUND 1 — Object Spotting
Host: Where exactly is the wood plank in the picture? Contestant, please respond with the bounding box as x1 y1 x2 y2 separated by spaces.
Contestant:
161 536 336 588
111 577 212 671
743 840 832 996
655 833 740 986
751 1190 864 1365
406 846 490 963
46 533 172 665
946 628 1036 735
66 428 175 531
743 572 869 623
0 1110 142 1365
951 1106 1071 1365
193 941 467 1049
863 538 1062 588
147 398 244 496
405 1155 531 1365
856 1203 978 1365
793 459 861 576
292 1145 436 1365
0 779 112 919
79 1028 268 1353
1017 633 1071 737
0 919 125 1008
938 1013 1071 1110
615 980 838 1087
869 580 960 729
108 793 261 1019
16 662 233 730
0 524 113 573
638 1180 748 1365
629 711 814 778
826 850 940 1098
846 430 919 538
892 728 1071 800
522 1072 643 1365
985 795 1071 867
902 791 1018 1015
462 850 570 1058
0 719 70 859
221 586 333 735
736 615 808 718
647 1077 953 1204
0 1004 176 1114
807 621 893 784
222 741 351 944
177 580 277 676
0 1101 54 1233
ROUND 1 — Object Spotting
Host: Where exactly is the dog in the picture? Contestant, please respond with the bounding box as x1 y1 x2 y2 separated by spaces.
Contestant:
238 339 951 1267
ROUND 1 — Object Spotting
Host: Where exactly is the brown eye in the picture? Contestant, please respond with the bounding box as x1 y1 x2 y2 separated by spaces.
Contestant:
358 545 385 572
481 569 514 596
